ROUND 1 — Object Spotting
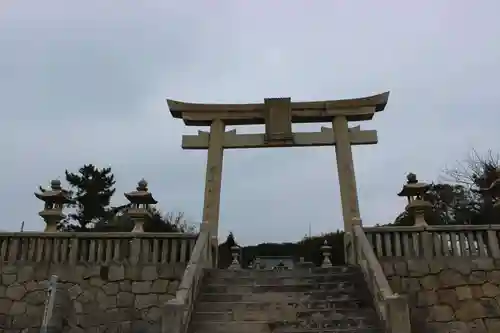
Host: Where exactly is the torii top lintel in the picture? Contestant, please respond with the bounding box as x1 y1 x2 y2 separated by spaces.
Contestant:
166 91 389 127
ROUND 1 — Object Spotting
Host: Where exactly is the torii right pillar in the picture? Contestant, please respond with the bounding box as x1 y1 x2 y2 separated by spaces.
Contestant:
333 115 360 231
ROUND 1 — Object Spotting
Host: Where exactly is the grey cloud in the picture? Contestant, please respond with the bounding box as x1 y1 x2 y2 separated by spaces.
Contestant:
1 0 500 244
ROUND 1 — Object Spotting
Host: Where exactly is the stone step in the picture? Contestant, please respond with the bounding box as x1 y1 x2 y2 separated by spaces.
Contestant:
190 326 383 333
203 273 362 285
189 321 382 333
202 282 357 294
192 308 378 322
198 291 361 303
204 266 358 278
195 299 368 313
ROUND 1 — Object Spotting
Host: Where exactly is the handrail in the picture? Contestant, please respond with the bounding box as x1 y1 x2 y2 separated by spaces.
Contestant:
353 225 393 298
162 222 212 333
353 224 411 333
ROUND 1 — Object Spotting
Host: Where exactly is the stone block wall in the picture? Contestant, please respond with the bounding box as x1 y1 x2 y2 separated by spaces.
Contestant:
381 257 500 333
0 262 185 332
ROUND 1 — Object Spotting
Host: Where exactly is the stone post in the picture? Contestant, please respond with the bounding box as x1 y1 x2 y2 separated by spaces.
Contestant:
162 299 183 333
332 115 361 233
202 119 225 263
321 240 333 268
35 179 72 232
385 294 412 333
124 179 157 232
345 217 361 265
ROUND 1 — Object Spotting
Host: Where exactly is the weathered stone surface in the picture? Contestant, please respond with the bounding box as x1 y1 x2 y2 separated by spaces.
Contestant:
9 301 26 315
0 298 12 313
473 258 495 271
408 260 429 277
429 305 455 322
119 280 132 292
132 281 151 294
439 270 467 287
24 290 46 305
382 258 500 333
469 271 487 285
482 283 500 297
417 290 437 307
456 286 472 300
141 266 158 281
108 265 125 282
2 274 16 285
135 294 158 309
17 266 34 283
421 275 439 290
102 282 119 296
486 318 500 331
0 263 184 332
117 292 134 307
456 300 487 321
6 284 26 300
394 261 408 276
151 279 169 293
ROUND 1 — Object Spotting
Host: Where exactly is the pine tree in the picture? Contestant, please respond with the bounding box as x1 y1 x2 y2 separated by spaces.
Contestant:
61 164 116 231
93 207 195 233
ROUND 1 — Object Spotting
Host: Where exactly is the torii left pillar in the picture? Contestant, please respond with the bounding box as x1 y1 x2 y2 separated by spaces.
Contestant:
202 119 225 258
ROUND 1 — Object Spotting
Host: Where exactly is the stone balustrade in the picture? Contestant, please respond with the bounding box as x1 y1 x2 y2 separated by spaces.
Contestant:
0 232 197 266
364 225 500 259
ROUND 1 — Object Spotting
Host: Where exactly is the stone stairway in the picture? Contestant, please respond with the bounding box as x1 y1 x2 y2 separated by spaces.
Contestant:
189 266 385 333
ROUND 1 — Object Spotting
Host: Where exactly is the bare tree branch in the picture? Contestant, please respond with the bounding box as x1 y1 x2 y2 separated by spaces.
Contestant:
441 149 500 189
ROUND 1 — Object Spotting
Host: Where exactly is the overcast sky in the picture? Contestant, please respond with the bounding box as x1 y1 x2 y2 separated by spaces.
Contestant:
1 1 499 244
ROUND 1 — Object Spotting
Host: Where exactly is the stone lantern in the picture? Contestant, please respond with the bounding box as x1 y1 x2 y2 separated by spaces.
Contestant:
124 179 157 232
34 179 73 232
321 240 333 268
397 173 432 226
229 245 241 270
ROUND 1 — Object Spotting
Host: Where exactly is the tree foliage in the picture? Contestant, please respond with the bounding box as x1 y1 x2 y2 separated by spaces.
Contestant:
57 164 191 232
93 208 195 233
393 150 500 226
61 164 116 231
217 231 345 268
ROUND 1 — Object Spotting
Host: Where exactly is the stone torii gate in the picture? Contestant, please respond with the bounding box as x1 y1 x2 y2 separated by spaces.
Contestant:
167 92 390 242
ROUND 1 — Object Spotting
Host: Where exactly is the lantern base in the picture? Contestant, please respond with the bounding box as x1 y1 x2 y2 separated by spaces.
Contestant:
39 209 64 232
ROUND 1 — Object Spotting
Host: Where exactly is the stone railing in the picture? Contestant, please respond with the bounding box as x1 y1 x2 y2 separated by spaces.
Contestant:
364 224 500 259
163 222 213 333
352 221 411 333
0 232 197 265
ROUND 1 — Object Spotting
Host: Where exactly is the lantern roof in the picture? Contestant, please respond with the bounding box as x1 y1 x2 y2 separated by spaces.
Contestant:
34 179 73 204
124 179 157 205
398 173 431 197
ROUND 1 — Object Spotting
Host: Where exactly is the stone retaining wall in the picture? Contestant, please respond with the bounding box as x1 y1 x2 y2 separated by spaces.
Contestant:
381 257 500 333
0 263 185 332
